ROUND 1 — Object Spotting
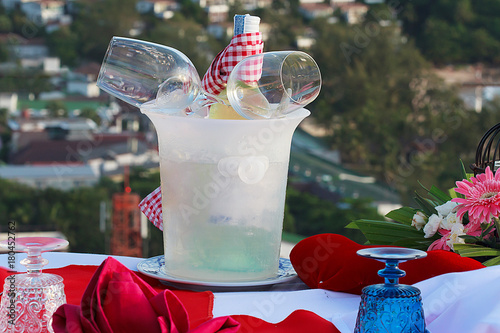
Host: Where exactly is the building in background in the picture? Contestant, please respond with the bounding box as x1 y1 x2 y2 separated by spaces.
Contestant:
0 93 18 114
0 164 99 190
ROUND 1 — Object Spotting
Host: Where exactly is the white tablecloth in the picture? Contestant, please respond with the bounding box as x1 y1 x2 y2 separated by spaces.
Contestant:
2 252 500 332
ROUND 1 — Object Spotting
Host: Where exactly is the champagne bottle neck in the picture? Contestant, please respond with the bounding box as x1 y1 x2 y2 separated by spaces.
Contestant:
234 14 260 35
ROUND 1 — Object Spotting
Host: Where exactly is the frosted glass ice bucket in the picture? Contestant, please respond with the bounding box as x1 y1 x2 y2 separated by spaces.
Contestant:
142 108 309 282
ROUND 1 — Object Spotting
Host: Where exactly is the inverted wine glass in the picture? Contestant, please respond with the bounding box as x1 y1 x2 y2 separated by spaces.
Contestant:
0 237 68 333
354 247 429 333
97 36 203 114
226 51 321 119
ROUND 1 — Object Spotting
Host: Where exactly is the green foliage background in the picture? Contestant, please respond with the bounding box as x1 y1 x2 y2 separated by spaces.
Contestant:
1 0 500 251
25 0 500 204
0 168 380 255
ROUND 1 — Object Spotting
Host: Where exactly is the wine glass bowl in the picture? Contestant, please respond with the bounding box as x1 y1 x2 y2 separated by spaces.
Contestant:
354 247 429 333
226 51 321 119
12 237 68 252
97 37 202 112
0 237 68 333
356 247 427 262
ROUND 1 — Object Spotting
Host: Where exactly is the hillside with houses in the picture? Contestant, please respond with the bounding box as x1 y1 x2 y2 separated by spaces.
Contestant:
1 0 500 253
0 0 499 200
0 0 395 196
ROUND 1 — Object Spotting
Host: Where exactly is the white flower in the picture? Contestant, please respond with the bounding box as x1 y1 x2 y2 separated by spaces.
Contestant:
435 201 459 217
411 211 427 230
446 223 466 250
440 212 460 230
423 214 442 238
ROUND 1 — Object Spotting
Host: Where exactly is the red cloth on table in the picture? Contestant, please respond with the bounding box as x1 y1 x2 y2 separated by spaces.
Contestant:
51 257 238 333
290 233 486 295
0 263 213 329
231 310 339 333
0 257 340 333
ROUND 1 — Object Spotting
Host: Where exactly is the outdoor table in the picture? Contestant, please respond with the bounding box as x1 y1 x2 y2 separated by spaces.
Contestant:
1 252 500 332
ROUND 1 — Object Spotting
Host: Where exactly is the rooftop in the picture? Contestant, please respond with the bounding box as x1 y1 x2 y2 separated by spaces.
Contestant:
73 62 101 78
0 164 97 179
9 133 150 165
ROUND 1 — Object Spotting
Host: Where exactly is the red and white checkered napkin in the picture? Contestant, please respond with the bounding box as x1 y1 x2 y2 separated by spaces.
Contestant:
202 32 264 96
139 32 263 230
139 186 163 231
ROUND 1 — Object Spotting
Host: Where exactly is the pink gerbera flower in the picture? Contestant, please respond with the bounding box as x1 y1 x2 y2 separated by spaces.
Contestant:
428 231 451 251
452 166 500 225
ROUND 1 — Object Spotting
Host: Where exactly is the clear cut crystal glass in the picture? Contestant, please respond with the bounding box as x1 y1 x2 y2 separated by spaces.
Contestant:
354 247 430 333
0 237 68 333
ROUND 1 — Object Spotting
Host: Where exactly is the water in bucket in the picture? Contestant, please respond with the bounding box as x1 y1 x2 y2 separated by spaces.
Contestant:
142 104 309 281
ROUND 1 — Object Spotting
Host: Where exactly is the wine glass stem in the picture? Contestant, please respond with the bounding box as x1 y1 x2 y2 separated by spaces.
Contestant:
21 250 48 275
378 259 405 285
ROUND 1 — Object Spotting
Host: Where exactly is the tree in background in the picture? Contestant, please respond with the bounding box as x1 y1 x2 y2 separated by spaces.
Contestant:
1 0 500 249
284 187 379 243
79 107 101 126
0 71 53 97
55 186 108 253
0 108 10 162
307 20 496 204
9 8 44 38
46 27 79 67
0 42 7 62
0 167 382 254
0 14 12 33
0 177 114 254
46 100 68 118
139 18 215 76
399 0 500 65
178 0 208 26
254 7 305 51
70 0 140 63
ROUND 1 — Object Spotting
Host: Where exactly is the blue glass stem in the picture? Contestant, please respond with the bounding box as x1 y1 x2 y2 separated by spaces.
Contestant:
379 259 406 285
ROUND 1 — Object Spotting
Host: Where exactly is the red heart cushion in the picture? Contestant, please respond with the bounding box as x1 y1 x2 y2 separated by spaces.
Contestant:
289 234 485 295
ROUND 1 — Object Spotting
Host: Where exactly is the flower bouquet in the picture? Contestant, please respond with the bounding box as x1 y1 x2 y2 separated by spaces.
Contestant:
347 162 500 266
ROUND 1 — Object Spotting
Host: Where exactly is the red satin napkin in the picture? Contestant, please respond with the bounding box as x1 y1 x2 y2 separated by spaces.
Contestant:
290 233 486 295
231 310 339 333
51 257 239 333
0 257 341 332
0 264 213 330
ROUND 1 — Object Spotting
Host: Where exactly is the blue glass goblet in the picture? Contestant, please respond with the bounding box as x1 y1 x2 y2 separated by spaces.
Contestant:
354 247 429 333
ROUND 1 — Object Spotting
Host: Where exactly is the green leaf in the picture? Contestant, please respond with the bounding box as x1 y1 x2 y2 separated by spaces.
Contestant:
346 219 425 245
482 256 500 266
458 160 474 181
494 218 500 236
481 222 496 237
448 188 458 199
459 159 467 180
345 221 361 230
414 191 438 216
449 161 468 199
391 237 435 251
385 207 418 225
417 181 451 205
459 235 480 243
454 244 500 257
427 185 452 204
